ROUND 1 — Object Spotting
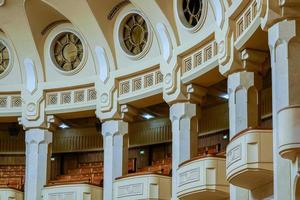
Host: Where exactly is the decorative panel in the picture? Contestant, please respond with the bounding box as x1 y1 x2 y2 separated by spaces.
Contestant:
46 86 96 108
236 0 258 38
182 40 217 74
48 192 76 200
227 144 242 167
178 168 200 186
119 68 163 97
118 183 144 198
0 94 22 115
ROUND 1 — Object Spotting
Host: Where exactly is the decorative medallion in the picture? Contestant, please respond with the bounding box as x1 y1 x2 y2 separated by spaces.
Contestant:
121 13 148 56
101 93 108 103
0 41 9 75
52 32 83 72
178 0 207 32
164 73 172 85
182 0 203 28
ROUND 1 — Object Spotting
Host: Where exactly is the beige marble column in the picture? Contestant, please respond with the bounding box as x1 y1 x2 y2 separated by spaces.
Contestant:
24 129 53 200
227 50 264 140
227 49 266 200
169 102 199 200
268 19 300 200
102 120 128 200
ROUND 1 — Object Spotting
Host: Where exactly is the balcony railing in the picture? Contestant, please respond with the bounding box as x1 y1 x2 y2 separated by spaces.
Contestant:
114 172 171 200
226 128 273 189
42 183 103 200
177 155 229 200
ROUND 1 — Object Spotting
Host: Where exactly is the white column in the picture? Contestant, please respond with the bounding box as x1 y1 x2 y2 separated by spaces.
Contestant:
102 120 128 200
169 102 199 200
268 19 300 200
228 71 262 139
227 69 262 200
230 185 250 200
25 128 52 200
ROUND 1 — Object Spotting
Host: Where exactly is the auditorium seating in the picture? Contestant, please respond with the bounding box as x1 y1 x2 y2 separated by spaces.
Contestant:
135 144 223 176
0 165 25 190
138 156 172 175
198 143 223 156
48 162 104 186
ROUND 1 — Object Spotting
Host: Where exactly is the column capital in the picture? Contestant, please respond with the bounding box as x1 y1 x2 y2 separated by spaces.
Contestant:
169 102 199 122
25 128 53 145
186 84 207 105
120 104 139 122
240 49 268 74
268 19 297 51
228 71 262 138
228 71 262 93
102 120 128 137
19 114 59 131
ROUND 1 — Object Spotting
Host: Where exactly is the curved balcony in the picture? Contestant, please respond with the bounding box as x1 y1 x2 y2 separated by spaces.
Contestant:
226 128 273 190
0 187 23 200
113 172 171 200
177 156 229 200
42 183 103 200
278 106 300 161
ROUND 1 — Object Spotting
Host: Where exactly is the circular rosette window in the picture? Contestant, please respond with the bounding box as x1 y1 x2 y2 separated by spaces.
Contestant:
120 12 151 59
51 32 84 72
0 41 9 75
178 0 207 32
